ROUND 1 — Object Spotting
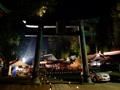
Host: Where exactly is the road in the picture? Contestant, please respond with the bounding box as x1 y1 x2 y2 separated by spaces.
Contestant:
0 82 120 90
0 84 50 90
51 83 120 90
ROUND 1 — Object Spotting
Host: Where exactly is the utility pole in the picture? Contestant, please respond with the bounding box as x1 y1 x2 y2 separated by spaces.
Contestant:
79 20 92 83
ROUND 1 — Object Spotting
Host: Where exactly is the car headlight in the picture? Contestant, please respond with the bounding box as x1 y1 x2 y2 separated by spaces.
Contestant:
97 74 102 78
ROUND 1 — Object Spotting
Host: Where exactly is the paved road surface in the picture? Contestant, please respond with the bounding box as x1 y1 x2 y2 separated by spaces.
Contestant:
0 82 120 90
0 84 50 90
51 83 120 90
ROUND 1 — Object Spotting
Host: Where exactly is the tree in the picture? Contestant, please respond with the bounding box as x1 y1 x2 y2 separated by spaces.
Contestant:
0 15 22 76
83 18 99 54
0 0 59 18
70 36 80 56
96 15 113 52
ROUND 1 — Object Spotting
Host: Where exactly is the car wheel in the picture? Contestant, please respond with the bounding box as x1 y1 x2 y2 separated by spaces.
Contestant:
93 77 97 82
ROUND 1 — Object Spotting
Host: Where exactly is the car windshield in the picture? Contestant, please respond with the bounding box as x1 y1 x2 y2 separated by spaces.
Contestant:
90 67 102 73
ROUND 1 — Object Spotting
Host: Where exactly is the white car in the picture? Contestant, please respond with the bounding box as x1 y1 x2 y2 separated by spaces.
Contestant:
90 72 110 82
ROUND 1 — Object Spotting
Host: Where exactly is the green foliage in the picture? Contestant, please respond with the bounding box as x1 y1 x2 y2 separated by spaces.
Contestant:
0 0 59 17
61 52 69 59
0 16 22 61
48 36 91 59
70 40 80 56
86 44 90 54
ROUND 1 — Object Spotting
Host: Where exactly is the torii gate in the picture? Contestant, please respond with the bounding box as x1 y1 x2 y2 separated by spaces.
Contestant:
29 19 92 83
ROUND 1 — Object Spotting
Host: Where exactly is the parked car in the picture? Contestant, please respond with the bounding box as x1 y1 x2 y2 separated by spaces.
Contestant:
90 71 110 82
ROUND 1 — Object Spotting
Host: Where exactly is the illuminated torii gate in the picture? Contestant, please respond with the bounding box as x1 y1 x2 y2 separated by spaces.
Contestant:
27 20 92 84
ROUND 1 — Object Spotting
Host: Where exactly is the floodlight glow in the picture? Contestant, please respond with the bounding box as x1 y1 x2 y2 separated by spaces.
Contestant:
96 53 100 57
18 37 36 65
26 25 39 28
25 35 37 37
76 86 79 89
49 88 52 90
40 61 47 64
90 61 101 66
16 66 23 71
16 66 19 70
22 57 26 63
22 20 26 24
44 26 56 28
103 50 120 55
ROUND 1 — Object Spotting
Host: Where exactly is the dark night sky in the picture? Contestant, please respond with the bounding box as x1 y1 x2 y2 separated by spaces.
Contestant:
0 0 116 19
55 0 115 19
